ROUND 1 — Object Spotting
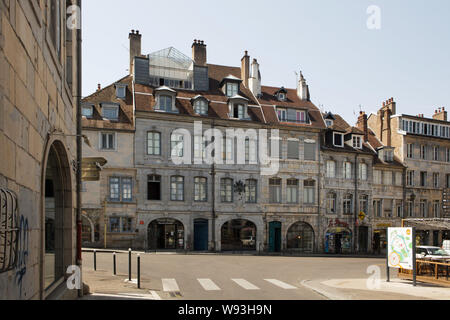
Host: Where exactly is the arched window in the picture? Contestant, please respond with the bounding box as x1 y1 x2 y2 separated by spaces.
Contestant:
287 222 315 252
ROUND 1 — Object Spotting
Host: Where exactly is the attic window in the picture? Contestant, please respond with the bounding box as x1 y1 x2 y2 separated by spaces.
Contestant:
82 105 93 118
232 104 248 120
278 93 286 101
226 83 239 97
101 104 119 121
115 84 127 99
326 120 333 127
193 99 208 115
352 136 362 149
383 150 394 162
333 133 344 147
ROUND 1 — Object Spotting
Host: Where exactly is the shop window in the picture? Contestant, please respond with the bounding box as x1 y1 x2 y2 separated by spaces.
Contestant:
287 222 314 252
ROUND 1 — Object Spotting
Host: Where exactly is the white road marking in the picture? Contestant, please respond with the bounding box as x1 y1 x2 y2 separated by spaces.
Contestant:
264 279 297 290
148 290 162 300
198 279 221 291
231 279 260 290
162 279 180 292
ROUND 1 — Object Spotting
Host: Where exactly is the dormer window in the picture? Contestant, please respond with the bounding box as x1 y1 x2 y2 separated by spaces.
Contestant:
154 87 178 113
326 120 333 127
157 95 173 112
226 83 239 97
277 108 307 123
279 93 286 101
333 132 344 147
232 104 247 119
82 105 93 118
101 103 119 121
115 84 127 99
352 136 362 149
193 98 208 115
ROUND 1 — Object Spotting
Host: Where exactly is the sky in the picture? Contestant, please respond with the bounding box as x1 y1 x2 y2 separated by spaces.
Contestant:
82 0 450 124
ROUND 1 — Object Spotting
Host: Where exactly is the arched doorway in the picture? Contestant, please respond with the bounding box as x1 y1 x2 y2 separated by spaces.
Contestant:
269 221 282 252
287 222 315 253
81 215 95 244
44 141 72 290
221 219 257 251
194 219 209 251
326 228 352 254
148 218 185 250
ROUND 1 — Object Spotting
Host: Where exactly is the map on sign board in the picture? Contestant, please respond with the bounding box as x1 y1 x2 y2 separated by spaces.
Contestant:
388 228 414 270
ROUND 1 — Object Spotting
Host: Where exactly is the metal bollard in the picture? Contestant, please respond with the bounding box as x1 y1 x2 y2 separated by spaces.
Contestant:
113 252 117 275
137 254 141 289
128 248 132 281
94 250 97 271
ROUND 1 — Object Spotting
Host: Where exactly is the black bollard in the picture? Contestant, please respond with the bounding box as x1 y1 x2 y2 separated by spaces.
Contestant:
94 250 97 271
128 248 132 281
113 252 116 275
137 254 141 289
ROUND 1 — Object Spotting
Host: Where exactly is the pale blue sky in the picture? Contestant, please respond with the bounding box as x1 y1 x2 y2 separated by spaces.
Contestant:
83 0 450 124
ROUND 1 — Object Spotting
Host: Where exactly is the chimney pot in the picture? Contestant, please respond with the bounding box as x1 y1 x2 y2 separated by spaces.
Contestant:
97 84 101 91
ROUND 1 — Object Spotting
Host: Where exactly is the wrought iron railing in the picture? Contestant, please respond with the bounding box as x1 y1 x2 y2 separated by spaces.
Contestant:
0 188 19 273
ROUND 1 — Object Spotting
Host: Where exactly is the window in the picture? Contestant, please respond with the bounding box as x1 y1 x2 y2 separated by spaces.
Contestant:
374 170 382 184
232 104 247 119
245 179 257 203
395 172 403 186
343 162 352 179
374 200 382 217
102 104 119 121
343 194 353 215
109 217 133 233
226 83 239 97
147 175 161 201
171 133 184 158
420 200 428 217
101 133 115 150
0 188 19 273
287 179 299 204
327 193 337 214
170 176 184 201
420 172 427 187
147 132 161 156
384 199 393 217
194 135 208 160
194 99 208 115
325 120 333 127
352 136 362 149
116 84 127 99
433 201 440 218
446 148 450 163
326 160 336 178
433 146 440 161
433 173 440 188
49 0 61 56
269 178 282 204
222 137 234 162
360 195 369 214
156 95 173 112
278 92 286 101
407 201 414 217
295 111 306 123
82 106 93 118
221 178 233 203
269 138 283 159
303 180 316 204
277 109 287 122
304 141 316 161
447 174 450 188
384 150 394 162
407 171 415 187
396 201 403 218
359 163 368 181
420 145 426 160
109 177 133 202
333 133 344 147
407 144 414 158
245 138 257 164
287 140 299 160
383 171 392 185
194 177 207 202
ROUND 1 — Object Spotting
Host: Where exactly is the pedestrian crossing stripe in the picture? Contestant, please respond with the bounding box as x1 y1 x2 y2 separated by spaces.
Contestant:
231 279 260 290
197 279 221 291
264 279 297 289
162 279 180 292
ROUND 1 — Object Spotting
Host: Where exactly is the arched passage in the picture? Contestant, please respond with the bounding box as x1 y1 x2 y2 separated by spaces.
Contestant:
221 219 257 251
81 214 95 244
147 218 185 250
286 222 315 253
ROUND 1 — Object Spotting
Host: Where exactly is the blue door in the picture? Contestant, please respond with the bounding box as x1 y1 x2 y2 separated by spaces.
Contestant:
269 222 282 252
194 219 209 251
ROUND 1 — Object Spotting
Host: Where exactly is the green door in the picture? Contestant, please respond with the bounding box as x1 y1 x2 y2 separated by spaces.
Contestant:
269 222 282 252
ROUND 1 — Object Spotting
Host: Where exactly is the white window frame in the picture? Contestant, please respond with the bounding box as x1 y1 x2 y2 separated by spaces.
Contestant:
100 132 116 151
333 133 344 147
101 104 119 121
352 136 362 149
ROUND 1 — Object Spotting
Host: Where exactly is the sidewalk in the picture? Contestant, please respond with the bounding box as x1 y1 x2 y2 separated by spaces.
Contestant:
302 278 450 300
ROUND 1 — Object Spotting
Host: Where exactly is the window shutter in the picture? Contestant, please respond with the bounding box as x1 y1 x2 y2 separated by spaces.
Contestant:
288 140 299 159
304 142 316 161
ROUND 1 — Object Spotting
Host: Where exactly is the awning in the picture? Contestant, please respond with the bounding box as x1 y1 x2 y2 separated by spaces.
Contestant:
402 219 450 230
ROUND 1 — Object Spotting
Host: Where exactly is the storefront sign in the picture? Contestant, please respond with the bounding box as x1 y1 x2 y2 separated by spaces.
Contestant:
388 228 414 270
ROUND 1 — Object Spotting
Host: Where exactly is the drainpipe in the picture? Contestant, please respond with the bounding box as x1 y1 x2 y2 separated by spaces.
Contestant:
354 153 359 254
211 120 216 252
76 0 83 298
317 131 322 254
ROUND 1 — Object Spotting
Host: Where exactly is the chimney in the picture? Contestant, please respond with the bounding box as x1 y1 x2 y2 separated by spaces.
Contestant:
249 58 261 97
357 111 369 142
129 30 142 75
192 40 207 66
97 83 101 91
433 107 448 121
241 51 250 88
297 71 308 101
386 97 396 115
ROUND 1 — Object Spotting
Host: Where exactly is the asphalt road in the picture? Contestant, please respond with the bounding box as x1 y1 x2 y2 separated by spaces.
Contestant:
81 252 409 300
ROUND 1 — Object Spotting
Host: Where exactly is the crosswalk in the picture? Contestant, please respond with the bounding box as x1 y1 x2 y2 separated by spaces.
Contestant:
160 278 298 293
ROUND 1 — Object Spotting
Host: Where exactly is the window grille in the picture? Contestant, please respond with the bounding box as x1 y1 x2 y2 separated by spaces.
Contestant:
0 188 19 273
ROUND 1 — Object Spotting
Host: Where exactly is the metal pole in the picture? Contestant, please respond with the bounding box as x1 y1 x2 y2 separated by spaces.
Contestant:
94 250 97 271
113 252 116 275
386 251 390 282
412 227 417 287
128 248 132 281
137 254 141 289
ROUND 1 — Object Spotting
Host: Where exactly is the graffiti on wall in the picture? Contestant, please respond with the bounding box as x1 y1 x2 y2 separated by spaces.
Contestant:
15 215 29 297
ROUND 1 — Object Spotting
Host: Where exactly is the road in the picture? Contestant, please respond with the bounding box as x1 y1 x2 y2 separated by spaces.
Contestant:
81 252 423 300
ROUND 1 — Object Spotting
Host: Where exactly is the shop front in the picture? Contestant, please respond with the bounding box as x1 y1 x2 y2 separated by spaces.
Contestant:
373 229 387 255
286 222 315 253
416 230 430 246
221 219 257 251
148 218 185 250
325 228 352 254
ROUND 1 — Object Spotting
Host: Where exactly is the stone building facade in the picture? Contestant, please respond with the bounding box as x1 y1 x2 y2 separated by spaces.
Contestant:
0 0 81 299
368 99 450 245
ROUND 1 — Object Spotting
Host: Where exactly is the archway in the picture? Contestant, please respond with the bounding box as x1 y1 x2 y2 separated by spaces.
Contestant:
148 218 185 250
43 141 73 290
81 214 95 244
286 222 315 253
221 219 257 251
326 228 352 254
